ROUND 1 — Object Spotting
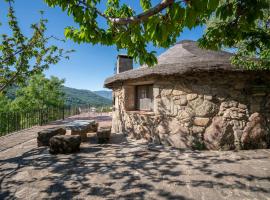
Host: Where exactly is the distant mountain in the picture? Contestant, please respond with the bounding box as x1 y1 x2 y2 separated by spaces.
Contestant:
6 86 112 107
93 90 112 100
63 87 112 107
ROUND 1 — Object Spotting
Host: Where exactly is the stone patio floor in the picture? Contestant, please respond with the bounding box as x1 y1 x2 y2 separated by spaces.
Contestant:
0 113 270 200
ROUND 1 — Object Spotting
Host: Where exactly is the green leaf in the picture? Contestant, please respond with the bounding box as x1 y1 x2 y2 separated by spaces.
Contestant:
207 0 219 11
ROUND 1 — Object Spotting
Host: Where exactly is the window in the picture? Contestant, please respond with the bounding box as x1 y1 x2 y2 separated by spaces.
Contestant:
136 85 153 111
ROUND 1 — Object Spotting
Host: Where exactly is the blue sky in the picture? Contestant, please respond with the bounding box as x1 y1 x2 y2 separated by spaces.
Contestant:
0 0 204 91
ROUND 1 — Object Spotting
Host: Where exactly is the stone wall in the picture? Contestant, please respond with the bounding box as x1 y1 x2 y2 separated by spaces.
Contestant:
112 72 270 150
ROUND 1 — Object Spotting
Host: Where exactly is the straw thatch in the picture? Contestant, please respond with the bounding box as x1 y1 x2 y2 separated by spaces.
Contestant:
104 40 243 88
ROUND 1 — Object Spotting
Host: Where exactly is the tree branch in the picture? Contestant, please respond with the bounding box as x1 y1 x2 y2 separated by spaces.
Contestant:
0 71 20 93
0 35 64 66
0 66 42 93
79 0 175 25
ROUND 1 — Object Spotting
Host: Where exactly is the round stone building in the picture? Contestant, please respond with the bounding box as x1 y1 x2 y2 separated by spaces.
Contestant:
104 40 270 150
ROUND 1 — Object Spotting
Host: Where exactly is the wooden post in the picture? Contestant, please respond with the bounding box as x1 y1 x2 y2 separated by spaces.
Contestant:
62 106 65 120
40 109 43 126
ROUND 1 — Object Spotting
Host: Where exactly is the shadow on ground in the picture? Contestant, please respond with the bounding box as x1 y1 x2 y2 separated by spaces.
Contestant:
0 132 270 199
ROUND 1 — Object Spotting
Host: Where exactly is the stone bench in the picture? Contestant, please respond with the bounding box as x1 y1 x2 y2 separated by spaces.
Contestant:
65 120 98 141
37 127 66 147
49 135 81 154
96 127 111 144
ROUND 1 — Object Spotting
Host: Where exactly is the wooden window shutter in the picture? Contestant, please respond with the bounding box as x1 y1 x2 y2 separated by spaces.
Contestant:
124 86 135 111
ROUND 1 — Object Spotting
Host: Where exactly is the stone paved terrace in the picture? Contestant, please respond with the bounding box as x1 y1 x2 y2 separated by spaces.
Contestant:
0 113 270 200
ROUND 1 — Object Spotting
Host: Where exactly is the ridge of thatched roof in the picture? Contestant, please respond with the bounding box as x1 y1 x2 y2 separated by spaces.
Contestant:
104 40 241 88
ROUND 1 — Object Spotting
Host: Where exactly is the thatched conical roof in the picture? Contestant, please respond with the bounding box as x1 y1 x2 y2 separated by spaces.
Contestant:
104 40 240 88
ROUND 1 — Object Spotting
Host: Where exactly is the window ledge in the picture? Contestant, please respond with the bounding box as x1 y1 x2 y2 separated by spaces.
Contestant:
126 110 155 115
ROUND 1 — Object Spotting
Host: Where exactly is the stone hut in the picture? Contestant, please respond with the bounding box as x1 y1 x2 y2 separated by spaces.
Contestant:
104 40 270 150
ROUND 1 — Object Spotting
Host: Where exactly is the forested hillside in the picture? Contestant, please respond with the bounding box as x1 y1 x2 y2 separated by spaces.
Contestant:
63 87 111 107
6 86 112 107
93 90 112 100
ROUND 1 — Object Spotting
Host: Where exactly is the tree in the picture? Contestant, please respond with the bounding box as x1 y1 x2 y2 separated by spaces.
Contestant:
0 94 11 112
198 1 270 69
44 0 269 68
11 74 65 111
0 0 73 93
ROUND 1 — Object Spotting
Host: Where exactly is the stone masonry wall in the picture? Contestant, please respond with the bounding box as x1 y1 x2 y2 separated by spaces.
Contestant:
112 72 270 150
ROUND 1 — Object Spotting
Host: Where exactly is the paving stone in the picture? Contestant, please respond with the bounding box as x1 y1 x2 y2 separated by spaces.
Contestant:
0 113 270 200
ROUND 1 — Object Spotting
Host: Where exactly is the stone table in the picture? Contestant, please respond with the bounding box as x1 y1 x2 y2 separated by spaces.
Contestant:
65 120 98 141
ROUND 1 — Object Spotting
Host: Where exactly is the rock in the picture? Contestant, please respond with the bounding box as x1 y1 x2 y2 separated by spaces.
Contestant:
166 124 190 148
179 95 187 105
232 120 246 130
172 90 185 96
49 135 81 154
167 132 192 149
204 117 235 150
241 113 269 149
161 88 172 96
217 97 226 102
189 96 203 108
194 100 217 117
187 93 198 101
220 102 230 109
204 95 213 100
173 96 181 100
198 94 204 99
192 126 205 134
174 95 187 106
160 97 172 114
169 120 189 135
172 104 180 116
156 123 167 135
166 124 204 150
233 129 243 150
156 124 168 143
238 103 247 110
228 100 238 108
97 127 111 144
174 99 181 105
177 107 194 124
88 121 99 132
193 117 210 127
37 128 66 147
222 107 248 120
